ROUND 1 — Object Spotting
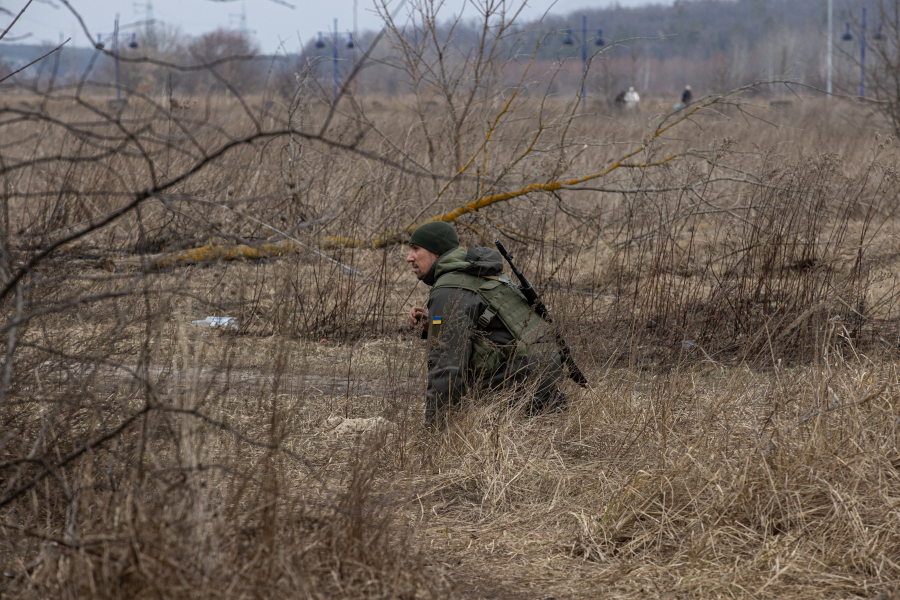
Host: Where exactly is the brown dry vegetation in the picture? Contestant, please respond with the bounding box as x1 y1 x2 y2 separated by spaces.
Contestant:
3 9 900 596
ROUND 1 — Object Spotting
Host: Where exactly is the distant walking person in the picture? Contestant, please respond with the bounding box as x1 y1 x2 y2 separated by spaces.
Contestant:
681 85 693 105
624 87 640 108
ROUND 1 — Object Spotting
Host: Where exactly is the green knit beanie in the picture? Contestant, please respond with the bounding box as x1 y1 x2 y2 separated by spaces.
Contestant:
409 222 459 256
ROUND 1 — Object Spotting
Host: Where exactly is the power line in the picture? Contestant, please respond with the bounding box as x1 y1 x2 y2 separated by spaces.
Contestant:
132 0 156 48
229 4 256 39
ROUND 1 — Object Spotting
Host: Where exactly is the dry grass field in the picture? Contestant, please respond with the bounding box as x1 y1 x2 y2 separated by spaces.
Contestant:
2 60 900 600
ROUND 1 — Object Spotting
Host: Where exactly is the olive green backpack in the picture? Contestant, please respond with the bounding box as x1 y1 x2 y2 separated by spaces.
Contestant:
432 272 558 376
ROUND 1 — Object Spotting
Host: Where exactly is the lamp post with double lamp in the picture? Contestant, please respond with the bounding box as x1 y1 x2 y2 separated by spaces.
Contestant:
562 15 605 109
315 19 355 102
842 7 884 99
95 14 145 110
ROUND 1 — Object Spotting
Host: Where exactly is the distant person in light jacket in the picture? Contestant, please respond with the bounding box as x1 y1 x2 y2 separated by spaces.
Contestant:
624 87 640 108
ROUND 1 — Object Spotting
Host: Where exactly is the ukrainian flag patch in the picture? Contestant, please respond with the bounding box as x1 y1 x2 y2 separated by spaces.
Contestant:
429 316 442 348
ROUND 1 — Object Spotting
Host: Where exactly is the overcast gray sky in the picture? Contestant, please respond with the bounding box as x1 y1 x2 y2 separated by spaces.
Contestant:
2 0 673 54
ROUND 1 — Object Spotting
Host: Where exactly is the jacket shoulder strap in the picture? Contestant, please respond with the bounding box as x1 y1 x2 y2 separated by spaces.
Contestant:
432 271 482 293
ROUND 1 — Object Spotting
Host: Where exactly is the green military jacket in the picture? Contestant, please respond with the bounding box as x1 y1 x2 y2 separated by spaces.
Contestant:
420 246 562 425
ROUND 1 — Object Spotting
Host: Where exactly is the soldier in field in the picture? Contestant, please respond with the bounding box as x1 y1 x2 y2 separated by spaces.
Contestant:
405 222 565 427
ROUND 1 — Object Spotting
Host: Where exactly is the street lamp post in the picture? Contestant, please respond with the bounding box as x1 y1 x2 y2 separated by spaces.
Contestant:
332 19 339 103
316 19 354 103
563 16 604 110
581 15 587 109
843 7 883 99
827 0 833 96
861 7 867 98
96 16 145 111
114 14 121 108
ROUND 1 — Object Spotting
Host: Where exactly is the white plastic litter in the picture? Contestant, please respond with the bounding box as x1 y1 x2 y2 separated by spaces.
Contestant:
191 316 238 329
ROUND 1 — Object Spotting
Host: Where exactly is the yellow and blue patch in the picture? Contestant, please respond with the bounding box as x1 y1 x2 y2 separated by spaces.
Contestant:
429 316 442 348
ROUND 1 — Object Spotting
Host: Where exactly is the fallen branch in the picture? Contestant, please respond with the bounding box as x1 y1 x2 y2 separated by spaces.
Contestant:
150 97 721 267
318 97 720 249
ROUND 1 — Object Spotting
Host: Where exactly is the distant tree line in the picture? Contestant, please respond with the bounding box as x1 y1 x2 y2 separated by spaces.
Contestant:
298 0 861 99
0 0 876 102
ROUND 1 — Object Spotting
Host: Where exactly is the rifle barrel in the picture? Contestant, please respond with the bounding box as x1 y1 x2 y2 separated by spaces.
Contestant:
494 239 588 387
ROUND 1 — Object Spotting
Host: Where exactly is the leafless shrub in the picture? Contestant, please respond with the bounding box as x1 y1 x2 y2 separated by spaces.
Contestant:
2 0 900 598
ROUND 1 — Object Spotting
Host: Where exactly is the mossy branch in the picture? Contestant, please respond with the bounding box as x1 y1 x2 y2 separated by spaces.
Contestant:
153 99 715 266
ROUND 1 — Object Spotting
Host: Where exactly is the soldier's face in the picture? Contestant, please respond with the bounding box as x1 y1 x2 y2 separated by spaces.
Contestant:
406 244 438 279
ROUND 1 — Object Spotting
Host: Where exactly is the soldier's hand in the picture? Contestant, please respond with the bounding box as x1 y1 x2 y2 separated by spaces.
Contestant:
408 306 427 328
